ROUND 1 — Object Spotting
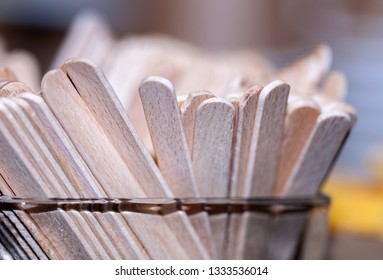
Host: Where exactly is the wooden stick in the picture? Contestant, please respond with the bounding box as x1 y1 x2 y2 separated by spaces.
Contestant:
42 69 206 259
61 59 209 259
283 109 352 196
192 97 235 258
0 100 99 259
139 76 215 257
180 91 215 154
229 86 262 197
193 97 235 197
274 97 321 195
244 80 290 196
17 93 148 259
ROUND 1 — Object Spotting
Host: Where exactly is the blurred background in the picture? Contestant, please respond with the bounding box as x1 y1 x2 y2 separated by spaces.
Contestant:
0 0 382 259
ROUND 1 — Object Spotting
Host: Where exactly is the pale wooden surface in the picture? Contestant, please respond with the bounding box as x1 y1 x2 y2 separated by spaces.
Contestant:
0 100 97 259
274 97 321 195
181 91 215 154
61 59 209 259
192 97 235 258
229 86 262 197
139 76 215 257
244 80 290 197
17 93 145 259
42 67 207 259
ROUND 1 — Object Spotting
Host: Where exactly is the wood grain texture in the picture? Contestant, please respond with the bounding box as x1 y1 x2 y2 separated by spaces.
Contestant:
274 97 321 195
61 59 209 259
0 100 96 259
139 76 198 196
42 69 207 259
6 97 123 259
139 76 214 257
192 97 234 258
192 97 235 197
244 80 290 197
229 86 262 197
181 91 215 155
17 93 147 259
283 108 352 196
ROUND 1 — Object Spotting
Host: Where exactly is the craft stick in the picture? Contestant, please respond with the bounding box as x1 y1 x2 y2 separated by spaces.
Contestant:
193 98 235 196
274 97 321 195
229 86 262 197
244 80 290 196
180 91 215 154
140 76 215 257
2 98 109 259
42 69 206 259
61 59 209 259
321 71 347 101
5 97 120 259
192 97 235 258
0 101 99 259
284 109 352 196
17 93 148 259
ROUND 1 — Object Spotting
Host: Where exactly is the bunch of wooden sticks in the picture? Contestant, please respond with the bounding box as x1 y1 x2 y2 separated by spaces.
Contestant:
0 12 355 260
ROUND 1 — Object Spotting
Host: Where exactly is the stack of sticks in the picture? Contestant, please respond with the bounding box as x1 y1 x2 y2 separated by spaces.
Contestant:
0 12 355 260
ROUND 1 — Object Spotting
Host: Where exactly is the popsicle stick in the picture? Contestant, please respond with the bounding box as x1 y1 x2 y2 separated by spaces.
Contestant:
192 97 235 258
193 98 235 196
180 91 215 154
0 101 98 259
140 76 215 257
274 97 321 195
283 109 352 196
229 86 262 197
244 80 290 196
42 69 204 259
5 97 119 259
17 93 147 259
61 59 209 259
2 98 109 259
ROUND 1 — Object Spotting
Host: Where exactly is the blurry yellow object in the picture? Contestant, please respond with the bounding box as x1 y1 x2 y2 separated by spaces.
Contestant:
324 177 383 237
